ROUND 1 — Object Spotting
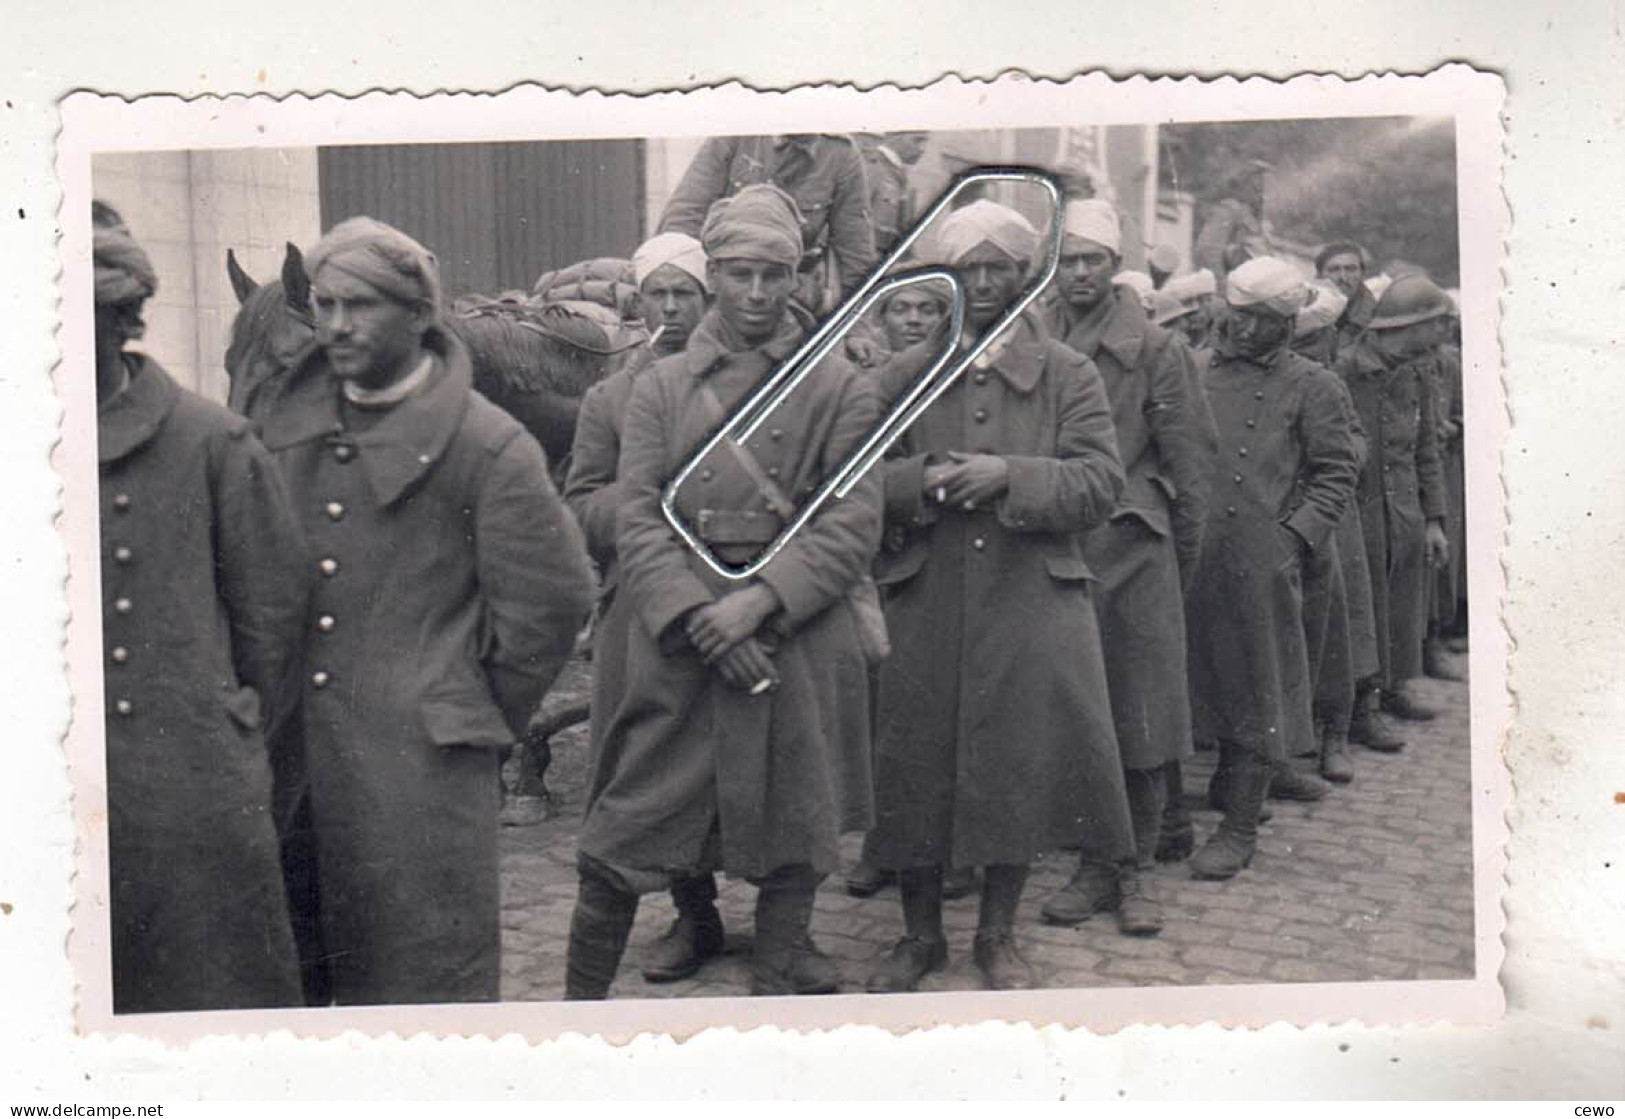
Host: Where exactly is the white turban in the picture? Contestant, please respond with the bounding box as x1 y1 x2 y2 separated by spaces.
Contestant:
1163 268 1217 304
1062 199 1121 255
632 232 708 291
936 200 1040 266
1226 256 1308 317
1113 270 1156 307
1294 279 1349 338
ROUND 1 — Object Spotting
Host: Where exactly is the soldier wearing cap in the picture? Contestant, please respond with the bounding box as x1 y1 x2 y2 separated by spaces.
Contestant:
257 216 595 1005
93 201 309 1012
864 199 1130 991
1036 200 1211 936
658 133 878 316
1162 269 1219 350
1184 257 1358 880
1333 274 1452 731
565 185 883 999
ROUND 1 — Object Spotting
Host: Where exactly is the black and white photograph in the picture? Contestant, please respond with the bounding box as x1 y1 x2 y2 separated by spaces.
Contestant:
56 73 1508 1039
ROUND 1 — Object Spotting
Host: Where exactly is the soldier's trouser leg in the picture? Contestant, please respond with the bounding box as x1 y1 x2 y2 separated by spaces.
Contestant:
1190 742 1271 881
974 864 1035 989
749 864 822 996
564 854 640 1000
1157 760 1195 862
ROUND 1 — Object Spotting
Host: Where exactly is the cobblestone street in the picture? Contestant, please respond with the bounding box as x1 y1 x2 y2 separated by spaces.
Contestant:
498 652 1475 1001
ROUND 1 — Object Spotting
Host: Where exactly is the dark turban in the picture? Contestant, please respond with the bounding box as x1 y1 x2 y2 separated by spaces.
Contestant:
92 202 157 307
700 184 804 269
306 216 442 316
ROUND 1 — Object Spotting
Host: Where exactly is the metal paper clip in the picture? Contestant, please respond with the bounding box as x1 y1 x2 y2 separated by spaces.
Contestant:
662 166 1066 580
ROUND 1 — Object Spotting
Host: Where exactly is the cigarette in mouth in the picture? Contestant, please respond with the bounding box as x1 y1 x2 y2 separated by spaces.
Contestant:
750 678 774 696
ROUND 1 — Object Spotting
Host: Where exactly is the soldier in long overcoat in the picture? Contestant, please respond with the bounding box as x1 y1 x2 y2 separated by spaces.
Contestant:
1425 324 1468 676
1334 275 1452 727
565 186 883 999
1035 200 1210 936
657 134 878 314
93 204 308 1013
1185 258 1359 881
864 200 1130 993
258 218 594 1005
862 131 928 256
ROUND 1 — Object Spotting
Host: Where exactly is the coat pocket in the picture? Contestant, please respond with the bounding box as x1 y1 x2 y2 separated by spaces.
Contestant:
1044 554 1098 584
222 684 264 732
420 692 515 749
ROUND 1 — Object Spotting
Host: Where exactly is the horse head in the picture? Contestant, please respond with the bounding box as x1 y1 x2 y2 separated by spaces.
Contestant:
224 243 316 421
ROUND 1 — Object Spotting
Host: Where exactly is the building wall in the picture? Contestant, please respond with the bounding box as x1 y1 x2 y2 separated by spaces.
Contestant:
91 149 322 403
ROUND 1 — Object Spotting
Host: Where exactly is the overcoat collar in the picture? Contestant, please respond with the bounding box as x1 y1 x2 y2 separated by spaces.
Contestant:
98 353 179 464
969 314 1049 395
259 326 473 507
679 309 806 380
1056 288 1149 370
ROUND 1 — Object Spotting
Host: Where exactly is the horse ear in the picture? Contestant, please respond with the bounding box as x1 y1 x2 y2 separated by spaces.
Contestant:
282 242 311 309
226 248 258 305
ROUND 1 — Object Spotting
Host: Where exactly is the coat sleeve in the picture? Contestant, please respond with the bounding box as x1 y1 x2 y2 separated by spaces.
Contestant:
1414 359 1447 520
617 373 718 647
657 137 735 238
996 349 1126 534
210 424 312 751
1145 331 1211 576
475 429 595 737
1330 373 1370 472
828 143 879 295
1284 367 1361 551
562 379 622 572
755 369 885 629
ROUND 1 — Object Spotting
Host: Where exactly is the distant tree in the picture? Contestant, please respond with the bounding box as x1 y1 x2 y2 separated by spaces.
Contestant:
1161 118 1460 286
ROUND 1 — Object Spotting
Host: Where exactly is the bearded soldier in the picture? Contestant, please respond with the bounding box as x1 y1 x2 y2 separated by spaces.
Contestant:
258 217 594 1004
1184 258 1358 880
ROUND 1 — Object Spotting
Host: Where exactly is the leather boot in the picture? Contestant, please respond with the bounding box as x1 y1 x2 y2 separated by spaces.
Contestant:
749 865 824 996
1039 860 1118 925
1349 683 1406 752
789 934 840 995
844 858 895 898
640 873 725 983
1382 680 1440 722
1319 721 1355 784
1209 758 1273 821
1268 760 1328 802
974 864 1035 990
1424 638 1466 681
1190 743 1270 881
1156 761 1195 863
868 867 948 993
564 859 640 1000
1116 863 1163 936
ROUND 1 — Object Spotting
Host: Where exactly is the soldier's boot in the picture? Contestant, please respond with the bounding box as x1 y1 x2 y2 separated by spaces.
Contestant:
1190 743 1271 881
941 866 980 900
1156 761 1196 863
1349 683 1407 752
788 934 841 995
1319 721 1356 785
749 865 826 997
1268 759 1329 802
1209 755 1273 821
1382 678 1440 722
1116 767 1165 935
973 864 1036 990
640 873 725 984
867 867 949 994
1424 638 1466 681
1039 860 1118 926
564 857 640 1000
844 831 894 897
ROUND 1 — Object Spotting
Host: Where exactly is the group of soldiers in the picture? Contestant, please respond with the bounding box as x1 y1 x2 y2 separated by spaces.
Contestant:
94 129 1466 1014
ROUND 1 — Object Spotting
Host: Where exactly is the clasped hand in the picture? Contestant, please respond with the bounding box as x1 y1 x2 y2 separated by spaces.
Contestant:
923 451 1009 511
685 584 781 691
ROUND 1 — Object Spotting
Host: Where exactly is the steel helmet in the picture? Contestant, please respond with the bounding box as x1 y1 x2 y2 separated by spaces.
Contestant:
1368 274 1453 330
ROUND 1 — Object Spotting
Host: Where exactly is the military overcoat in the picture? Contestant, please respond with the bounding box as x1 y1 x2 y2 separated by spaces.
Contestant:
99 356 308 1013
259 328 593 1005
1186 346 1359 760
578 311 883 883
865 318 1134 870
